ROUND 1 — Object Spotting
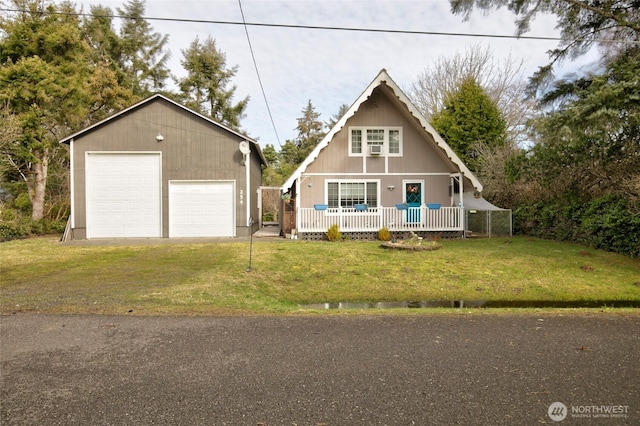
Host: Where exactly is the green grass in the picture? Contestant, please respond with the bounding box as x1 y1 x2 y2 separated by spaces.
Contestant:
1 236 639 315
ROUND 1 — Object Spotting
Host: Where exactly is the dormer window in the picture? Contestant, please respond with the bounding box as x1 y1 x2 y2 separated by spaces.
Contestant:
349 127 402 156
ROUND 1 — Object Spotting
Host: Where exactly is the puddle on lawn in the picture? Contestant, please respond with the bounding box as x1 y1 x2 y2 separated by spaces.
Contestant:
301 300 640 309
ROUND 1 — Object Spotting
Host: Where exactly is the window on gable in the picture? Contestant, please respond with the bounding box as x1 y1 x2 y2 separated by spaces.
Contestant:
367 129 384 149
327 181 378 208
389 129 400 154
351 129 362 154
349 127 402 156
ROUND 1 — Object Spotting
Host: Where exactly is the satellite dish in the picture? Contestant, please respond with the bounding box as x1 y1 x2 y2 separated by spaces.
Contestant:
239 141 251 154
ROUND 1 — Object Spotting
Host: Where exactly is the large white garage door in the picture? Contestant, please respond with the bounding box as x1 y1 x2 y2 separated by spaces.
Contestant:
86 153 162 238
169 181 235 237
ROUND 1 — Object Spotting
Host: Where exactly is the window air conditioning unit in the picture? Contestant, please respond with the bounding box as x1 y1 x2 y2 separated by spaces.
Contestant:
369 144 383 155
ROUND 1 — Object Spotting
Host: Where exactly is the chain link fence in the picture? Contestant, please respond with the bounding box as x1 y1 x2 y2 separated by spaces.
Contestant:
465 209 512 237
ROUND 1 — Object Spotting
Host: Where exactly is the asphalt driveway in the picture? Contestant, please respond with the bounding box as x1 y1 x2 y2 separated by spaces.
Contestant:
1 314 638 425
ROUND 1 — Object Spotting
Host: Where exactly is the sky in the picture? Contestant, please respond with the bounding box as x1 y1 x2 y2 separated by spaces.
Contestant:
74 0 599 147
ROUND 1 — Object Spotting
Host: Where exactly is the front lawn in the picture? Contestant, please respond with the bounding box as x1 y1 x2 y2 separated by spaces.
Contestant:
1 236 639 315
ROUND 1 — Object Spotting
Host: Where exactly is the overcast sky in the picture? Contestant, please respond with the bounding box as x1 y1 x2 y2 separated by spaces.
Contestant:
75 0 598 147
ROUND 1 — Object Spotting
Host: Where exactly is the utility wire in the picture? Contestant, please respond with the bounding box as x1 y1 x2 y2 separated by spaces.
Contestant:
1 7 637 45
237 0 281 147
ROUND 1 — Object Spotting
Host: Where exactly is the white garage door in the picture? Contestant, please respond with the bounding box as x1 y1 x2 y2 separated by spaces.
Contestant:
169 181 235 237
86 153 162 238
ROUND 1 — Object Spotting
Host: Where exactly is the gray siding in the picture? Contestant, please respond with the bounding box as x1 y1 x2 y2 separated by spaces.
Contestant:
70 97 261 239
299 86 462 209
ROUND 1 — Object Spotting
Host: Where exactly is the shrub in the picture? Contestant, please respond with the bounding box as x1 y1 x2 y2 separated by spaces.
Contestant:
263 211 275 222
513 195 640 258
326 224 341 242
0 223 24 241
0 218 67 242
377 227 391 241
1 207 17 221
14 193 32 213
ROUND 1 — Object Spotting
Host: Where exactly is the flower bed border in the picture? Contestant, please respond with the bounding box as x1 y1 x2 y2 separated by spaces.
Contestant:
380 242 442 251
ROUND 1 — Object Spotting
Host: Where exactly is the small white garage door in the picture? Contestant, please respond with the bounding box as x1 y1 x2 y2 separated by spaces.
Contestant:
86 153 162 238
169 181 235 237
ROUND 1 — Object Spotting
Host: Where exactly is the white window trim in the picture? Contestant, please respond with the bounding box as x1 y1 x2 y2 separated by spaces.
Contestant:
325 179 380 209
348 127 403 157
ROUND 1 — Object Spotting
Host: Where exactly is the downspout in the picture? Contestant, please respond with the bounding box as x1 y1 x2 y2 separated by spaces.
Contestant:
69 138 75 231
244 147 251 229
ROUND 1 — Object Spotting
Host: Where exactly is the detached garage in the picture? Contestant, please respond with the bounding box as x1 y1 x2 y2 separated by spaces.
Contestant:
60 94 266 240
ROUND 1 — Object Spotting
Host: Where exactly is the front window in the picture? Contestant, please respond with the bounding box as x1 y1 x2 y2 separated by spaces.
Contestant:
349 127 402 156
327 181 378 208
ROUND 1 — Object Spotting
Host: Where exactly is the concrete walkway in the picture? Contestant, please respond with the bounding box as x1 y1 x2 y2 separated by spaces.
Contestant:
62 224 284 246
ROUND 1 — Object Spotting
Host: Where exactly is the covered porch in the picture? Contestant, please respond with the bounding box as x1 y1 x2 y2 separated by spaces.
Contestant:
297 205 464 234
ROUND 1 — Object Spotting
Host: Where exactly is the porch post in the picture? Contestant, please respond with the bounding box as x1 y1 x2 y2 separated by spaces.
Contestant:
459 173 464 209
459 172 465 236
296 176 301 237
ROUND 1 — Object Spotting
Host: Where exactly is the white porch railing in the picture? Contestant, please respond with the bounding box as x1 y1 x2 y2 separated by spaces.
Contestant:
298 206 464 233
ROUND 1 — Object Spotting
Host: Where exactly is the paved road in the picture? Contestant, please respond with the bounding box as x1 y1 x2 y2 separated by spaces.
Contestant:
1 314 638 425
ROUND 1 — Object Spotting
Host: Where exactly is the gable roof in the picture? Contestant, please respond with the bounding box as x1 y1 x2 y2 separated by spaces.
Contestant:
282 69 482 192
59 93 266 165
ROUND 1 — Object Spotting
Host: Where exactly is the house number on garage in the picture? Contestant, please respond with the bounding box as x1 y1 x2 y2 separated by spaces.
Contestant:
239 189 243 205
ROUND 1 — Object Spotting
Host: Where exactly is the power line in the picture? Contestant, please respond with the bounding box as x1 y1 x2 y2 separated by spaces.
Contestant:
237 0 281 147
1 7 636 45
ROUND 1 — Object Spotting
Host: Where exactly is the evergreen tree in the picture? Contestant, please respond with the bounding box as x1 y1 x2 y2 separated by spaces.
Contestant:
294 100 325 164
326 103 350 129
409 45 533 147
177 36 248 130
260 144 281 186
449 0 640 88
0 1 89 220
117 0 170 96
431 77 507 172
0 0 132 222
448 0 640 256
528 47 640 201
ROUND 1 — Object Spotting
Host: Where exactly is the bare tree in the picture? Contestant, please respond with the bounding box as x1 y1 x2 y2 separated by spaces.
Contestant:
408 45 536 148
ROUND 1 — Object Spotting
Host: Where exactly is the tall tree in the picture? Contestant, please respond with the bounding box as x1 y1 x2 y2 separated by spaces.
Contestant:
260 143 280 186
326 103 350 130
117 0 170 96
0 1 90 220
449 0 640 88
430 77 507 173
294 100 325 164
177 36 248 130
528 47 640 201
448 1 640 256
409 45 533 147
82 5 125 86
0 0 132 221
80 6 135 122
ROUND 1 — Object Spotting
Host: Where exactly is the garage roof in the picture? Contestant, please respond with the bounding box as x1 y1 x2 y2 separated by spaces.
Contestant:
59 94 267 165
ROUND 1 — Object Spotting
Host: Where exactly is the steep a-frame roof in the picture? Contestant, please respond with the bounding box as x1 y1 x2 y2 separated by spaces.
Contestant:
59 93 266 165
282 69 482 192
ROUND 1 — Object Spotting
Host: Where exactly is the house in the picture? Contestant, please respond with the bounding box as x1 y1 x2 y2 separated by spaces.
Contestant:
282 69 503 239
60 94 266 240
